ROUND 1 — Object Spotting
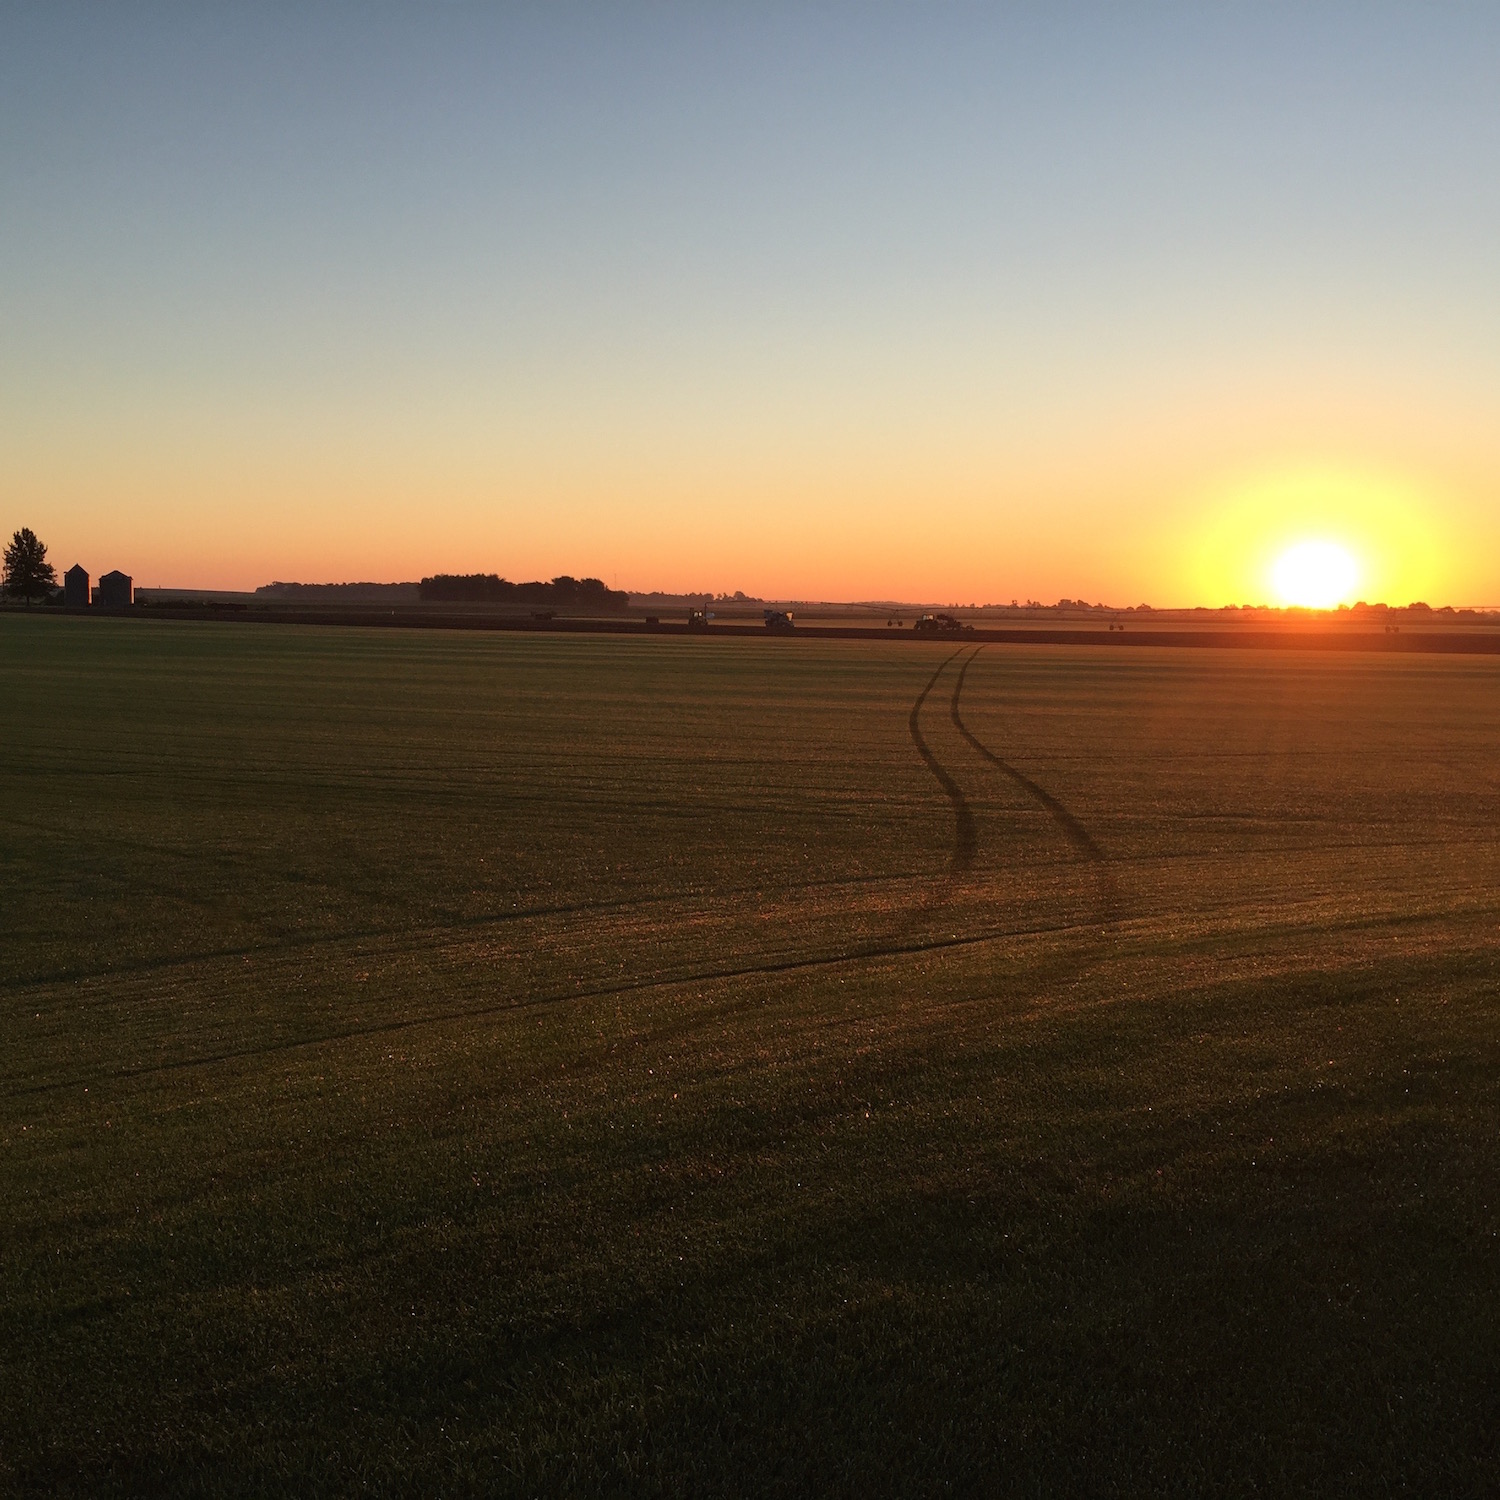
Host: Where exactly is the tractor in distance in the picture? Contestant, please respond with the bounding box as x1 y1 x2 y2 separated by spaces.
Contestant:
913 612 974 636
763 609 795 632
687 608 714 630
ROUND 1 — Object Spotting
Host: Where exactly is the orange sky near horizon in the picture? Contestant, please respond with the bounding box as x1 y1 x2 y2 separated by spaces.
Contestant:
13 356 1492 606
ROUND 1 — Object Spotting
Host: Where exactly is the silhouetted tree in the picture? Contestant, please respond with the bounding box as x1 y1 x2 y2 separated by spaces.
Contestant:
3 528 56 605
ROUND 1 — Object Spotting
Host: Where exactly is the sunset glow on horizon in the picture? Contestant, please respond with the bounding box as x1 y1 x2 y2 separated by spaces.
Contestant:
4 6 1499 605
1185 464 1452 610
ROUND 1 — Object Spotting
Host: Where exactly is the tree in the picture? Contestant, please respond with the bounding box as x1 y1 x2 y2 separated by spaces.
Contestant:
3 528 57 605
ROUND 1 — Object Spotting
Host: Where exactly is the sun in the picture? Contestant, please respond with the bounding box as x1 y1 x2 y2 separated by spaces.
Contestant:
1271 540 1359 609
1185 466 1448 607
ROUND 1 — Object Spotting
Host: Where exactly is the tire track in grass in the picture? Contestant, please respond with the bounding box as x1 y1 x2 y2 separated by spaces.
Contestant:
19 897 1485 1096
9 912 1120 1096
908 649 979 877
951 645 1119 926
0 866 938 998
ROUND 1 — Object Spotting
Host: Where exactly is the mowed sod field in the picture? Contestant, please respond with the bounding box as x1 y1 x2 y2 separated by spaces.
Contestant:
3 615 1499 1495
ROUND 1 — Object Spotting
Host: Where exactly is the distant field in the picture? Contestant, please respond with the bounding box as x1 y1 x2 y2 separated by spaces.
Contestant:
3 615 1499 1495
121 590 1500 645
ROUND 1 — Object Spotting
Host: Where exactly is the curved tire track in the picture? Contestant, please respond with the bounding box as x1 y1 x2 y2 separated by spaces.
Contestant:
951 645 1119 925
908 649 979 876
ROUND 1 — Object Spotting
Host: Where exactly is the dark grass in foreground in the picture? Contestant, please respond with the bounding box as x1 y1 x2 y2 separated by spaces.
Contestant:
2 616 1498 1494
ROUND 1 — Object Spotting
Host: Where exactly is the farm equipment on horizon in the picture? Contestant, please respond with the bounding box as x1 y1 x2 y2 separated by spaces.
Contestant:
763 609 795 632
913 612 974 636
686 608 714 630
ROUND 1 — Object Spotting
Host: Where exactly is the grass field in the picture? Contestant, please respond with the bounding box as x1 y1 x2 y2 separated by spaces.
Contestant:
3 615 1499 1495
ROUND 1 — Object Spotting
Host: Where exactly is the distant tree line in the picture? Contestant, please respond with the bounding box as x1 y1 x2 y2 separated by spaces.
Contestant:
418 574 629 610
256 581 421 602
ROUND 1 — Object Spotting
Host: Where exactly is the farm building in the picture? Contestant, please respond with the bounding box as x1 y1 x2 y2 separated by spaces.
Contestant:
64 564 89 607
93 570 133 608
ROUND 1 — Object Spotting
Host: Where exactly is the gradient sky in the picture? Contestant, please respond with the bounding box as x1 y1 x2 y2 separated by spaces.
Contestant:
4 3 1498 603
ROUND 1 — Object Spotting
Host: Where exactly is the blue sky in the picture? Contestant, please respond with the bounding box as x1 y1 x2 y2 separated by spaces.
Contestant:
4 3 1498 600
